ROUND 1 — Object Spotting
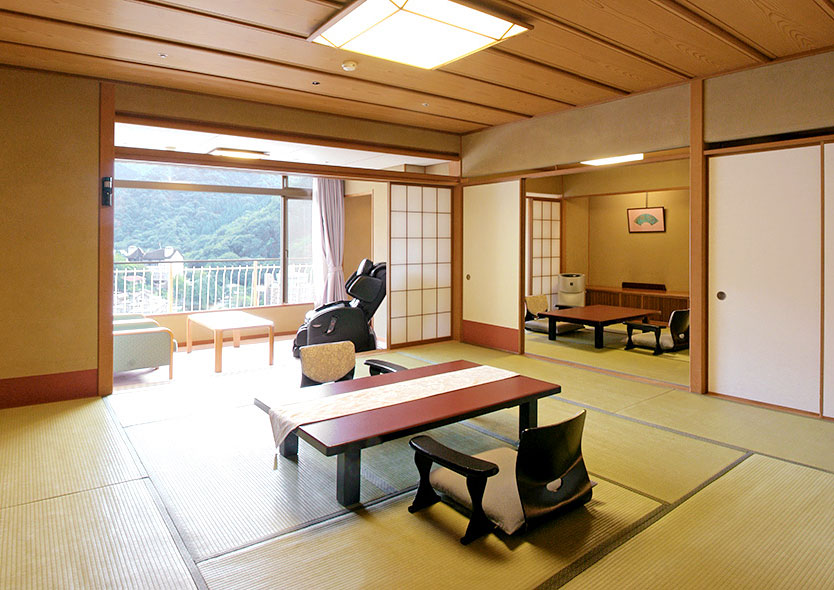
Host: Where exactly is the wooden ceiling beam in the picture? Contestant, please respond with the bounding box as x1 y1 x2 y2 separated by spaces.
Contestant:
649 0 772 61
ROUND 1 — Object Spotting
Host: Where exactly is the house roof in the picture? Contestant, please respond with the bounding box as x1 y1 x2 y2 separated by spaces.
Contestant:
1 1 833 135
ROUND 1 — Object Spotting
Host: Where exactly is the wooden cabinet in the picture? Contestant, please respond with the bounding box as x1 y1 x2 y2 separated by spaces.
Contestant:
585 286 688 323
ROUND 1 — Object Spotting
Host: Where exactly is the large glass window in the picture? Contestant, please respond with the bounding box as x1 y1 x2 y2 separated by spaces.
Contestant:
114 160 313 314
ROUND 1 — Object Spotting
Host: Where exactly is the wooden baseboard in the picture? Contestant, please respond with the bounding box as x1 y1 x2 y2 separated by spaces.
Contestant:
706 391 821 418
461 320 519 353
0 369 98 409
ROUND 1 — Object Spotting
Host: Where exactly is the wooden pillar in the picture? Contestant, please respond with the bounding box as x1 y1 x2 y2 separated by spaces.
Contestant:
689 79 708 394
97 83 115 397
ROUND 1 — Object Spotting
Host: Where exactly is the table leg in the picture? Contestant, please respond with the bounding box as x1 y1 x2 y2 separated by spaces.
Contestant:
186 317 193 353
279 432 298 457
519 400 538 437
268 326 274 366
548 316 557 340
337 447 362 506
214 329 223 373
233 329 241 348
594 326 604 349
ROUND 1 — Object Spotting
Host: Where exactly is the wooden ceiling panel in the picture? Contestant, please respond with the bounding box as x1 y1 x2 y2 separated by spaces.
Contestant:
500 17 686 91
679 0 834 56
145 0 336 37
0 0 832 136
2 0 564 117
515 0 762 76
443 50 626 106
0 41 483 134
0 13 523 127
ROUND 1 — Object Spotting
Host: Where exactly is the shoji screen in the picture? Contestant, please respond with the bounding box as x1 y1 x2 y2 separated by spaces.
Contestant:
825 143 834 417
708 146 820 412
389 184 452 345
529 198 561 307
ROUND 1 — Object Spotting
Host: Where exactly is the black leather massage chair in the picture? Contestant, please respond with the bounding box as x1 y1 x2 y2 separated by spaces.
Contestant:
292 259 387 358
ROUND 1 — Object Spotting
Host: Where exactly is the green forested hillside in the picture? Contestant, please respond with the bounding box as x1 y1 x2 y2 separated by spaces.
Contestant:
114 190 285 260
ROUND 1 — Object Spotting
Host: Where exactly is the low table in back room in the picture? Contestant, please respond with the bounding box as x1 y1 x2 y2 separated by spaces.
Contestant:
540 304 659 349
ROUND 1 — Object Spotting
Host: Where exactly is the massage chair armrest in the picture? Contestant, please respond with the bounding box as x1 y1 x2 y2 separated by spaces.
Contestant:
364 359 407 375
409 435 499 479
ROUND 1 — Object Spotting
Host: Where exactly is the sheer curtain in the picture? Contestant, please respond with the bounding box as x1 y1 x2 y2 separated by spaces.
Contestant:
311 178 347 307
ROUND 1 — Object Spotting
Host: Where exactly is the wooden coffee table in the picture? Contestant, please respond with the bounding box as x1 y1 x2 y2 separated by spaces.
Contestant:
540 304 659 349
255 360 560 506
186 310 274 372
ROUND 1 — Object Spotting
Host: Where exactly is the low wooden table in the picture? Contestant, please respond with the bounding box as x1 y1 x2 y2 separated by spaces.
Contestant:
540 304 659 349
186 310 274 372
255 360 560 506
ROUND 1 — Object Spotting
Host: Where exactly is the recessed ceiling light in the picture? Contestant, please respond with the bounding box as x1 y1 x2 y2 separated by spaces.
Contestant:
310 0 530 69
341 60 358 72
580 153 644 166
421 102 429 107
209 148 270 159
312 80 321 85
158 53 168 59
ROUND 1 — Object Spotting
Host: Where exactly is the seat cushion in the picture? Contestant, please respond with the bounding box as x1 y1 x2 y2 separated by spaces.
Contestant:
525 319 583 335
429 446 525 535
631 331 675 350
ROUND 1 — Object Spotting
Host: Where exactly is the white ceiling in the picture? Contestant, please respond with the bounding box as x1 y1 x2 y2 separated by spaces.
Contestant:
115 123 451 171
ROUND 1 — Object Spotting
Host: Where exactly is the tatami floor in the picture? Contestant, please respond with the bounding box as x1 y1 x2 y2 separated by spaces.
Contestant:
2 337 834 589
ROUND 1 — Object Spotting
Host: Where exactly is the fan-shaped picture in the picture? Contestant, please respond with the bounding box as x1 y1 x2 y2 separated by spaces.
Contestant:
627 207 665 233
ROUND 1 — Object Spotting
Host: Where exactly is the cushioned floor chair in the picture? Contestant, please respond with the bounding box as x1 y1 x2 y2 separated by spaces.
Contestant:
408 410 593 544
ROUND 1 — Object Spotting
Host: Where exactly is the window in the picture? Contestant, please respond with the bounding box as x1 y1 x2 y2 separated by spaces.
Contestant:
528 198 561 307
113 160 313 314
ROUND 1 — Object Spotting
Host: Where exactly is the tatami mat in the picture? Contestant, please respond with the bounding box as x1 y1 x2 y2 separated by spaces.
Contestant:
396 340 677 413
0 399 143 507
199 479 659 590
525 329 690 386
125 402 500 561
467 398 743 503
559 455 834 589
621 389 834 472
0 480 196 589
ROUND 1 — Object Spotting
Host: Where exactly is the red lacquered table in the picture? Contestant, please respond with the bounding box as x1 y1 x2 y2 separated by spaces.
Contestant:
255 360 561 506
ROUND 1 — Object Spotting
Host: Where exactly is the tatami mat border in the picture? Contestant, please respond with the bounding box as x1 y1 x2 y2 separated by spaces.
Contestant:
536 452 755 590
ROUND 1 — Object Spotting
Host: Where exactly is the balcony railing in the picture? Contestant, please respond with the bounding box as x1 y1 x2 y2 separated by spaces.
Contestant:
114 258 313 314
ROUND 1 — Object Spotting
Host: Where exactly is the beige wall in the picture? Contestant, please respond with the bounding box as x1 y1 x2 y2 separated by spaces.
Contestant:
562 159 689 197
461 84 689 177
0 67 100 379
345 179 389 343
705 50 834 144
565 190 689 291
116 84 459 155
343 193 373 276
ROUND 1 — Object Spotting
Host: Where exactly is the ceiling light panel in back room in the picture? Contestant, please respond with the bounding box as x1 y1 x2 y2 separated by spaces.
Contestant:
310 0 530 69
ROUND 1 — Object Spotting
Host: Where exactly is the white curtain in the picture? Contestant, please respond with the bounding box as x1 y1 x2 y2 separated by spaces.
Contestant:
312 177 347 307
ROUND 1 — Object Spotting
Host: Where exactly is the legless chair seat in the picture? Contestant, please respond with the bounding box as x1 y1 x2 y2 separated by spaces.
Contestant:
625 309 690 355
298 341 406 387
524 294 582 335
408 410 593 544
113 315 177 379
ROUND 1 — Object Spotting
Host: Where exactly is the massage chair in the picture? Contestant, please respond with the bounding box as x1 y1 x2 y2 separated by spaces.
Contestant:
292 259 387 358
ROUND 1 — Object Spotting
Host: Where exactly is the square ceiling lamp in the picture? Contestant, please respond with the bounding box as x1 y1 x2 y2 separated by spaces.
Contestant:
310 0 530 69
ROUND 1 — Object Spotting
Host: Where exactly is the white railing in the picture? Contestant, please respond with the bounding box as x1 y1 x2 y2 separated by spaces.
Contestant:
114 259 313 314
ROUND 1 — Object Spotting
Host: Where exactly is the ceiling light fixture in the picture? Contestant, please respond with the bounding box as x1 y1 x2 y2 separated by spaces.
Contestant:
209 148 270 159
341 60 358 72
580 153 644 166
310 0 530 69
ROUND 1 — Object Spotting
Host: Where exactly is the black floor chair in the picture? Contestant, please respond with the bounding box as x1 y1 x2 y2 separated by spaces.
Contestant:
408 410 593 544
292 259 386 358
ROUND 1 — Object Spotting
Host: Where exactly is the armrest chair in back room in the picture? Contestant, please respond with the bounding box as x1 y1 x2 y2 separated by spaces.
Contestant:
113 315 177 379
625 309 690 355
524 295 581 335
